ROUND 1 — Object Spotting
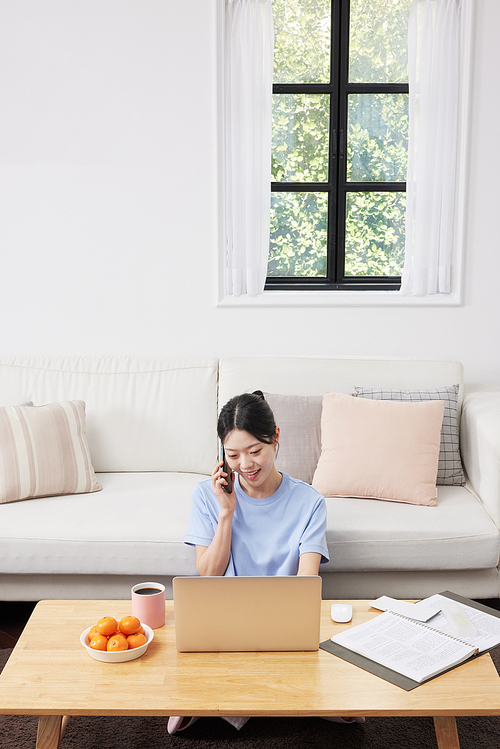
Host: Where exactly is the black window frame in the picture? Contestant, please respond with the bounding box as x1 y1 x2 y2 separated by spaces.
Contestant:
265 0 409 292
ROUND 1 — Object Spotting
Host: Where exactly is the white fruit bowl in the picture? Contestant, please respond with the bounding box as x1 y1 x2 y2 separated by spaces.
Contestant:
80 623 154 662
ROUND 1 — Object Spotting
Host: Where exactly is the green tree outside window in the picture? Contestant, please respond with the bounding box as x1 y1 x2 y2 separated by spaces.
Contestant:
268 0 411 289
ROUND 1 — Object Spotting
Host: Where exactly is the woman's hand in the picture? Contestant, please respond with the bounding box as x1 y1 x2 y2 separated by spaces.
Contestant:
196 461 236 576
212 460 236 515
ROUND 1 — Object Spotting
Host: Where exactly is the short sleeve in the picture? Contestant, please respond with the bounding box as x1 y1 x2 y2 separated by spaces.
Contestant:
299 495 329 563
185 482 217 548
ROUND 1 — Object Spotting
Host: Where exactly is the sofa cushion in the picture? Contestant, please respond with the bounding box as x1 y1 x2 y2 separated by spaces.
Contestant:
0 472 202 575
353 385 465 486
0 400 101 504
322 486 500 572
0 473 496 577
312 392 444 506
0 356 218 474
218 356 464 410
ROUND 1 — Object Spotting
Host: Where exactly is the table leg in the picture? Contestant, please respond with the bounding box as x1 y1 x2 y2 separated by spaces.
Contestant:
36 715 70 749
433 716 460 749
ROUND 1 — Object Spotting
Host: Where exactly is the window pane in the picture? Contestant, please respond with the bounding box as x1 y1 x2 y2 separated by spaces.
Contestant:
347 94 408 182
345 192 405 276
273 0 331 84
349 0 412 83
268 192 328 277
272 94 330 183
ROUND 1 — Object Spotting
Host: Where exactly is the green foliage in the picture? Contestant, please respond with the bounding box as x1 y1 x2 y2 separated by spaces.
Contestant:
349 0 412 83
269 0 412 279
348 94 408 182
273 0 331 83
345 192 406 276
272 94 329 182
268 193 328 277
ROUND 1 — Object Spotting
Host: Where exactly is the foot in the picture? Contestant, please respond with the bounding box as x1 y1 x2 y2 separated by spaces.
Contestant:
222 716 250 729
167 716 200 734
322 716 366 724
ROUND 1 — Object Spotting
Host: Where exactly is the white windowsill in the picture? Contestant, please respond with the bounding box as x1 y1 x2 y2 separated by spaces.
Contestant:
217 289 462 307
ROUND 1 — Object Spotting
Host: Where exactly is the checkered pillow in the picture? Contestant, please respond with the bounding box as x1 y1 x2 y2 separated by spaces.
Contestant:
353 385 465 486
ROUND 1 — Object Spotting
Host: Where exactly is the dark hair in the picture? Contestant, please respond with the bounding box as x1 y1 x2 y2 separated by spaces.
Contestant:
218 390 277 446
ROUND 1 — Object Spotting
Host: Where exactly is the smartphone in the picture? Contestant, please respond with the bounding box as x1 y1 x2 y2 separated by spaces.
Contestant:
219 442 233 493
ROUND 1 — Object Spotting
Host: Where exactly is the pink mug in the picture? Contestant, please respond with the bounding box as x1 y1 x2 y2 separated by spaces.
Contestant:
131 582 166 629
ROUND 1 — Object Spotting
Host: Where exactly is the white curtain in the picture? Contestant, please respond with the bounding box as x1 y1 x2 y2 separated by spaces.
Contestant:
400 0 460 295
225 0 274 296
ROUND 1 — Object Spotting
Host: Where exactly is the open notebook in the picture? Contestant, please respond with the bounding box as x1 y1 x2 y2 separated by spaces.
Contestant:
173 575 322 652
322 591 500 690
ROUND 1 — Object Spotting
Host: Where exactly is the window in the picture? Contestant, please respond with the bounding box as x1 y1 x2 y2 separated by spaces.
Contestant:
267 0 412 292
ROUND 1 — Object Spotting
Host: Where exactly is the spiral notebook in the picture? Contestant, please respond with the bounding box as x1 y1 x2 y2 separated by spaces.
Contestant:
321 591 500 690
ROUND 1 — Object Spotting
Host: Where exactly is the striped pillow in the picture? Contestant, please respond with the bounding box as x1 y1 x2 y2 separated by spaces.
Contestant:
0 400 102 504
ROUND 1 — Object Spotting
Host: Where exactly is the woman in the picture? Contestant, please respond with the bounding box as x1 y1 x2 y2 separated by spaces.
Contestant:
186 390 328 578
168 392 362 734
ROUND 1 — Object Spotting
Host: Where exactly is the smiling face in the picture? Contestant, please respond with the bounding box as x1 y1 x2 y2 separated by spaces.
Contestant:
223 428 282 498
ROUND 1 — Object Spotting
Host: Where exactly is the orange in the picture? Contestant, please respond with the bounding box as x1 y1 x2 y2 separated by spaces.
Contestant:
89 634 108 651
88 625 100 639
119 616 141 635
96 616 118 636
110 631 128 644
107 636 129 652
127 632 147 649
112 630 127 640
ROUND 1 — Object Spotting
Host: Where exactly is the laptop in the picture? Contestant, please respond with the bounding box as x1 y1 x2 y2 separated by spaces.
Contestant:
173 575 322 652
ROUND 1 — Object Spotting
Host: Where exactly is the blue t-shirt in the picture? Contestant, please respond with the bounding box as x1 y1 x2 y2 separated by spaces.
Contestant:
185 472 329 576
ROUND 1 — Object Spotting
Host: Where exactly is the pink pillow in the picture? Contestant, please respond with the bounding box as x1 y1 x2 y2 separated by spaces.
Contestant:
312 393 444 507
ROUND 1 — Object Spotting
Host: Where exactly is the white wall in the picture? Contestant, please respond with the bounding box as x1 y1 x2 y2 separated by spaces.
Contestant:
0 0 498 385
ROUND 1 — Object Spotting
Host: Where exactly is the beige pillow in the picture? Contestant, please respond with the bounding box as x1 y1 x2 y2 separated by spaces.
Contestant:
0 400 102 504
264 392 322 484
353 385 465 486
312 392 444 506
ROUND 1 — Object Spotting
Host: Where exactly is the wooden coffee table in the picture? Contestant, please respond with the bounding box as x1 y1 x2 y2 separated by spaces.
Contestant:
1 599 500 749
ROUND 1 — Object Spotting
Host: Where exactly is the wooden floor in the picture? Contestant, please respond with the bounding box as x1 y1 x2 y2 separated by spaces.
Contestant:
1 598 500 649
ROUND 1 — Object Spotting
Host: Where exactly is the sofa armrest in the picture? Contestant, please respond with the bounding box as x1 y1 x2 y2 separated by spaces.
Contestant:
460 384 500 528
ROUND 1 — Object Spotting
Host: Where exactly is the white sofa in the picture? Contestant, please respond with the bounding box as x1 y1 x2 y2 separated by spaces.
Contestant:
0 355 499 602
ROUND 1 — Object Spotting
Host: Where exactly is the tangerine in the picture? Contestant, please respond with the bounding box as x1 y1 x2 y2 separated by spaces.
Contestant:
107 636 129 652
127 632 147 649
111 630 127 641
88 625 100 639
96 616 118 636
89 634 108 651
119 616 141 635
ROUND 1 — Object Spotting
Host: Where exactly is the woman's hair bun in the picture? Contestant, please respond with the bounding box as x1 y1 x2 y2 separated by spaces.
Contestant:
252 390 265 400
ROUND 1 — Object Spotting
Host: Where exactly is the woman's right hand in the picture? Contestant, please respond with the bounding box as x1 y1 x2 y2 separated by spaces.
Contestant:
212 460 236 514
197 462 236 576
